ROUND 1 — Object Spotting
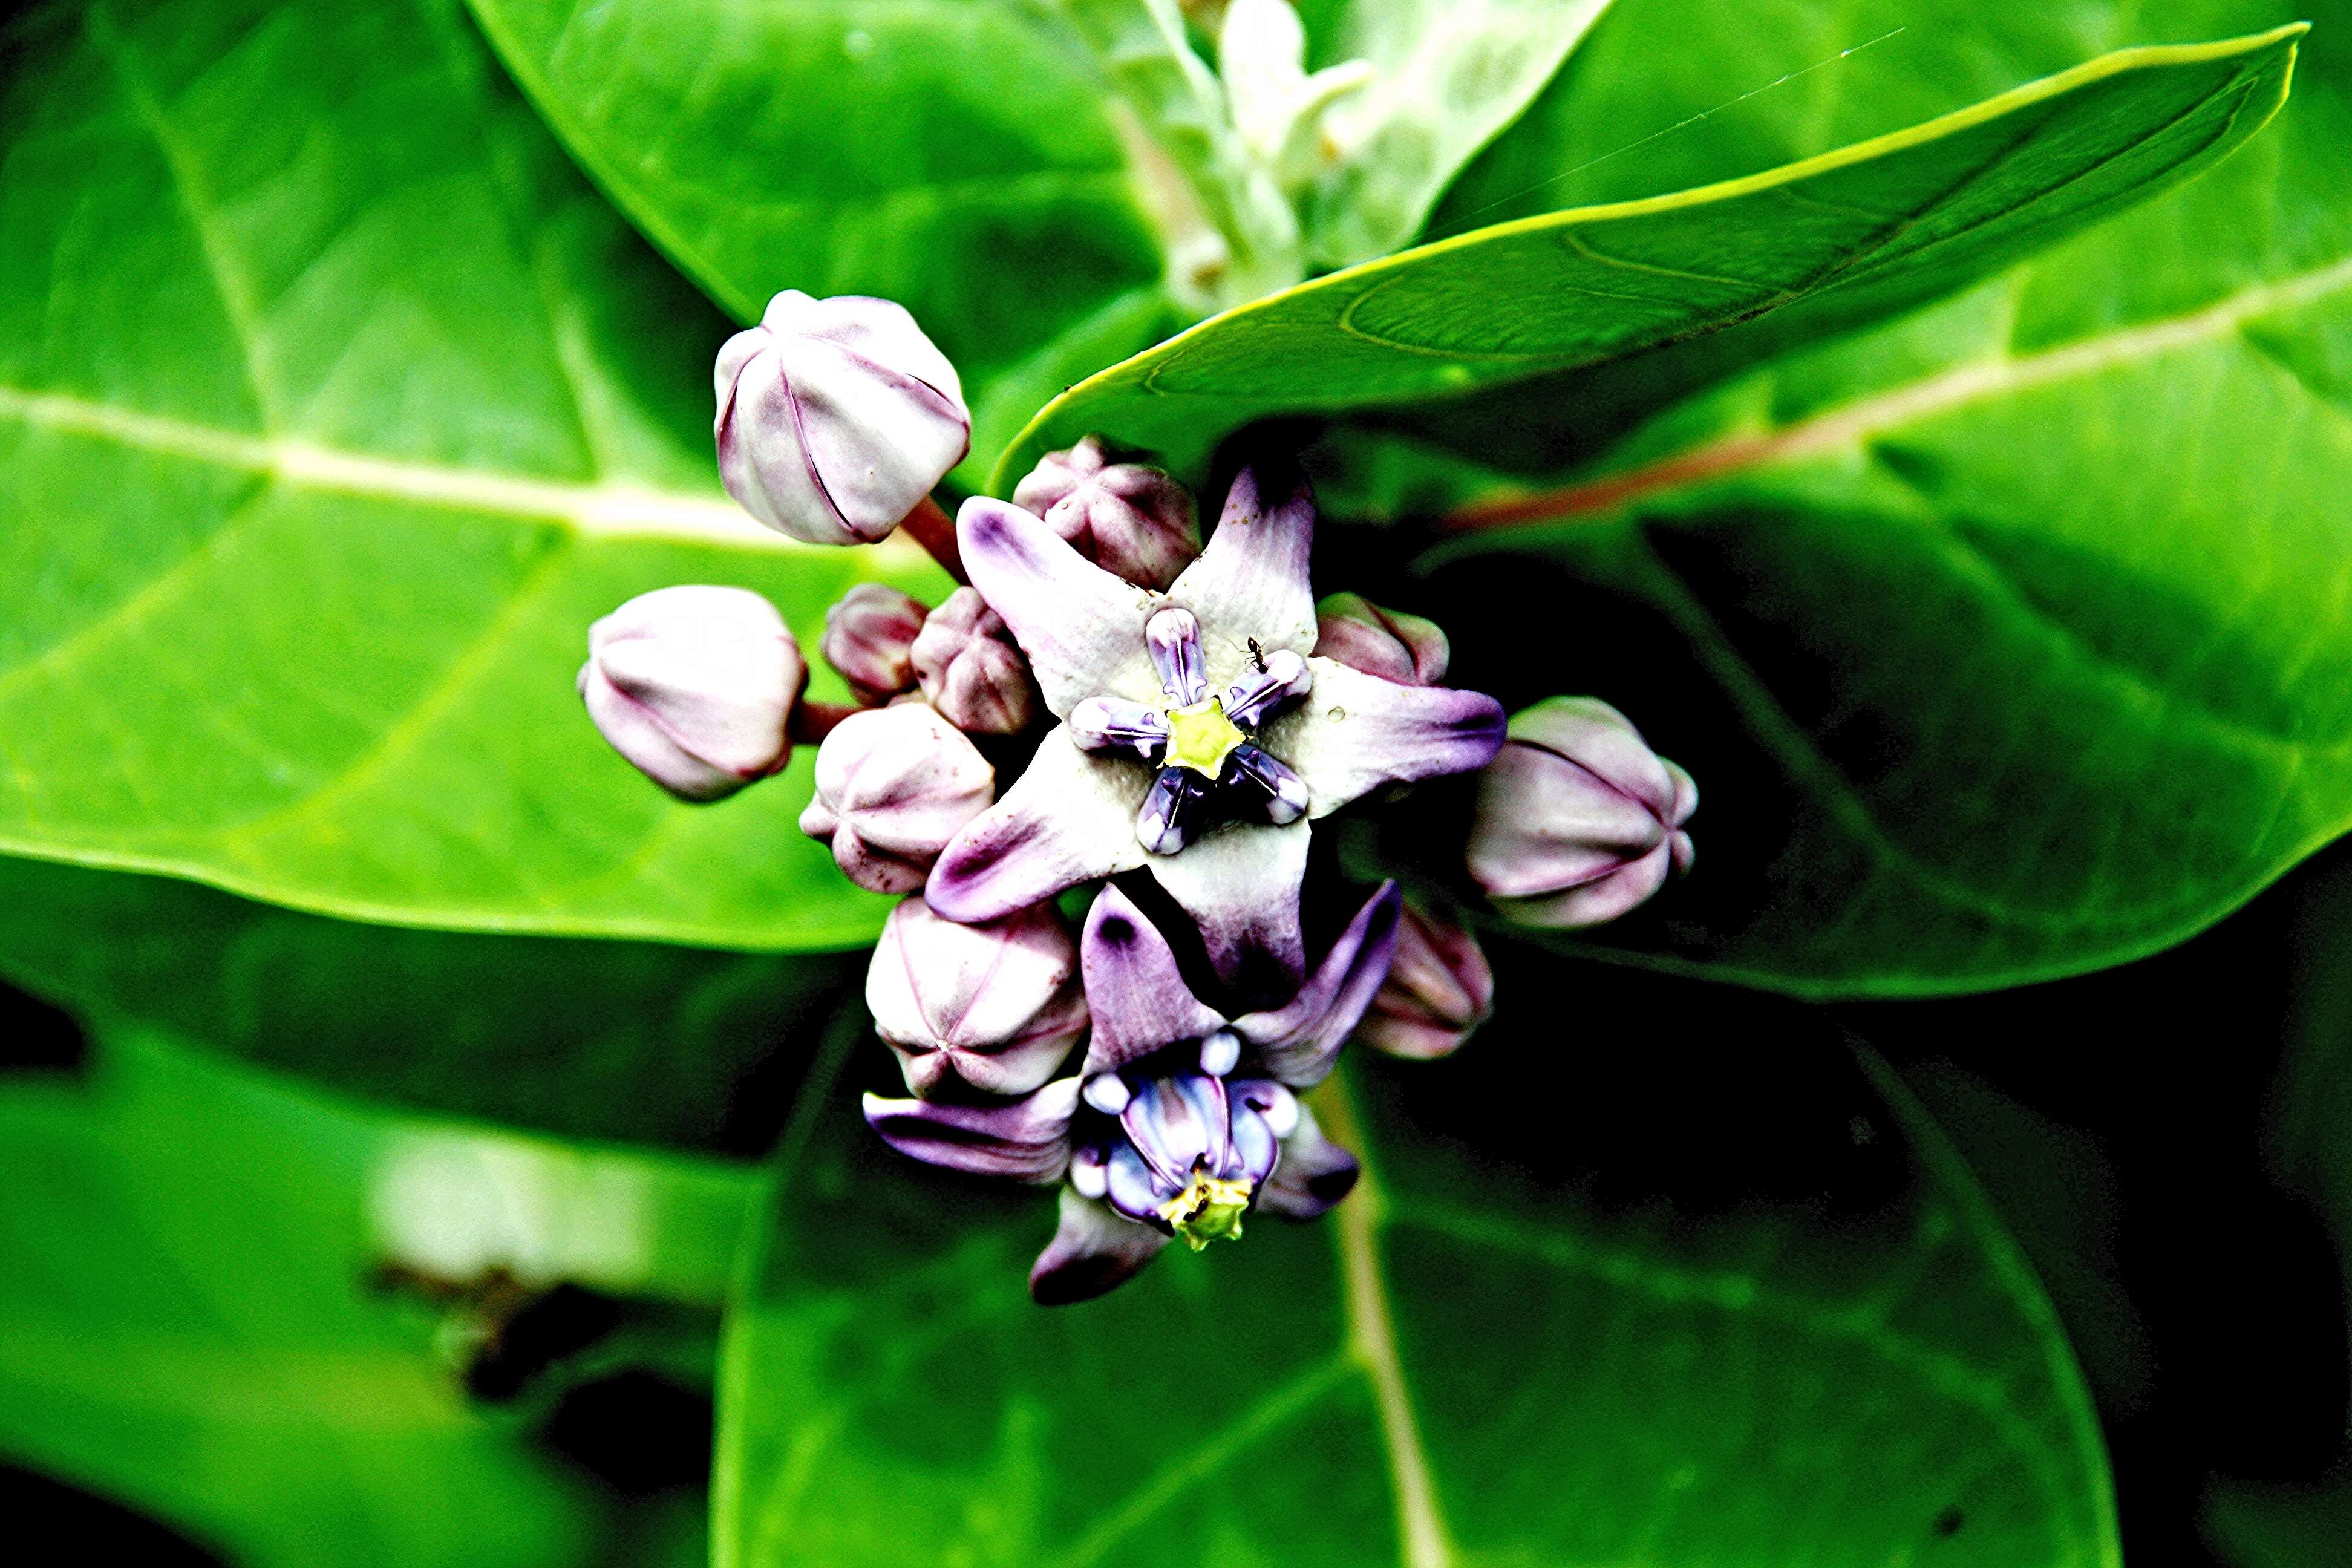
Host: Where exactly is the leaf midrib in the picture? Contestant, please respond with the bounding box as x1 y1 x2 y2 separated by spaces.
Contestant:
0 381 874 553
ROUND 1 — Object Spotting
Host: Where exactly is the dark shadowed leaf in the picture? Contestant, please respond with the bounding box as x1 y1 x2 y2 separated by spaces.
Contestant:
713 1001 2115 1566
0 854 857 1149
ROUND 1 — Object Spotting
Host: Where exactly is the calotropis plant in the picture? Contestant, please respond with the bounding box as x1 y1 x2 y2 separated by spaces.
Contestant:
580 289 1698 1299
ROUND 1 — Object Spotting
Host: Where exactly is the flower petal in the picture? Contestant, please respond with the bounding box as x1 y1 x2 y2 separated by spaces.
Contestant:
861 1077 1080 1183
1148 819 1310 994
1166 466 1318 656
957 497 1160 717
1030 1187 1169 1305
1271 659 1506 818
927 727 1147 924
1145 607 1209 705
1257 1104 1361 1220
1495 841 1677 930
1079 886 1227 1076
1232 881 1402 1088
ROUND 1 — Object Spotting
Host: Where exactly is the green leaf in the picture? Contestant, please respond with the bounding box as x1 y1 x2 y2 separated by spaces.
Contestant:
1297 0 1616 267
995 27 2301 488
462 0 1177 481
0 854 857 1149
0 0 940 952
713 1018 2116 1566
1372 0 2352 994
0 1030 751 1567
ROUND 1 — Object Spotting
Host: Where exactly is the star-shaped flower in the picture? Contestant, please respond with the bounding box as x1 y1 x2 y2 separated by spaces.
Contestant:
927 466 1504 990
865 881 1400 1303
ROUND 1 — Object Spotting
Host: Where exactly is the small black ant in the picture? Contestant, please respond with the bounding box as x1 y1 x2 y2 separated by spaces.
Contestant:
1246 637 1269 673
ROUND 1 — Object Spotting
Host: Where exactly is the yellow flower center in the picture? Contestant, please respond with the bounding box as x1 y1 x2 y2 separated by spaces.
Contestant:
1158 1168 1254 1250
1161 696 1244 779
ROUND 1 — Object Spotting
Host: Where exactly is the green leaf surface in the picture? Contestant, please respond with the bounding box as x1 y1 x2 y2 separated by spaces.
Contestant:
1298 0 1615 268
713 1016 2116 1567
995 26 2301 487
1368 0 2352 994
0 854 858 1149
0 0 939 952
462 0 1176 482
0 1030 749 1567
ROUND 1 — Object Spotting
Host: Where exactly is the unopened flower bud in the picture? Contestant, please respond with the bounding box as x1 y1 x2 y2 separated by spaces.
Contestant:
869 899 1088 1098
911 587 1040 735
1466 697 1696 929
822 583 927 705
800 702 994 893
1010 436 1200 590
1314 593 1450 685
714 290 969 544
577 586 805 802
1355 902 1493 1060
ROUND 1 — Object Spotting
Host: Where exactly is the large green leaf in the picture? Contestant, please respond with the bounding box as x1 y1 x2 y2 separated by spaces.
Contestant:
462 0 1177 481
1363 0 2352 993
994 26 2301 487
0 0 939 951
713 1010 2116 1566
0 854 857 1148
0 1030 750 1567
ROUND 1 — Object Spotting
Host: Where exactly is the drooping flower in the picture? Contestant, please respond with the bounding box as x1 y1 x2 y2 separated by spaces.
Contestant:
864 881 1400 1303
821 583 928 706
1010 435 1201 590
800 702 994 894
1355 900 1493 1060
577 585 806 802
714 291 969 546
1467 697 1697 928
927 467 1504 989
867 897 1088 1097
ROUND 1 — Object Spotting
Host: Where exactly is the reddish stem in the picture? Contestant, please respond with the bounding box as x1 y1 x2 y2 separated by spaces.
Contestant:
789 699 861 745
900 493 966 583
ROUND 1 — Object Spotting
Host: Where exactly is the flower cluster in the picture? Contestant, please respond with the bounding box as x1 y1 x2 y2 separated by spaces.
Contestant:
575 292 1699 1301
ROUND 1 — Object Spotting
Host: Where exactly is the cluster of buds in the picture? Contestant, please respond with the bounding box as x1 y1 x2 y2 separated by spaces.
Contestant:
576 291 1698 1302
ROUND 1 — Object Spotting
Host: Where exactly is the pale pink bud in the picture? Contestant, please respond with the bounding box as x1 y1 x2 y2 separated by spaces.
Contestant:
822 583 928 705
1010 436 1200 590
714 291 969 544
800 702 995 893
1355 902 1494 1060
577 586 805 802
1314 593 1451 685
868 898 1089 1097
910 587 1040 735
1467 697 1696 929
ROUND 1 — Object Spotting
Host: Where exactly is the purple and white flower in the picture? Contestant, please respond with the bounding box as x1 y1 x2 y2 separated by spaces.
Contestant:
714 291 969 546
867 897 1088 1097
1467 696 1697 929
864 881 1399 1303
927 467 1505 988
577 585 807 803
801 702 995 894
